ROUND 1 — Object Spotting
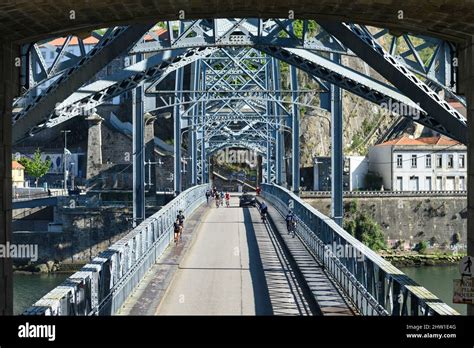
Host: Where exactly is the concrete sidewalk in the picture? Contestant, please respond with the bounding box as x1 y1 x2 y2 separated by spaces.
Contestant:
117 203 210 315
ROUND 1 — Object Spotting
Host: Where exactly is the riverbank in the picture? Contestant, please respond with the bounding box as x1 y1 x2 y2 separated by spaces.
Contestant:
14 261 86 274
381 251 465 267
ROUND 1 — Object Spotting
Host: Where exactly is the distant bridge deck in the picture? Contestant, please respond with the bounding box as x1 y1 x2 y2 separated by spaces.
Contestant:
119 195 355 316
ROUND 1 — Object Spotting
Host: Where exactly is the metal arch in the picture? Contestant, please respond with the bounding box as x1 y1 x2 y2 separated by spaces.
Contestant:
131 19 348 55
14 19 463 143
144 91 327 117
258 45 466 143
13 46 218 143
16 35 462 142
206 141 267 157
13 25 155 138
130 19 457 90
20 28 123 91
318 21 467 144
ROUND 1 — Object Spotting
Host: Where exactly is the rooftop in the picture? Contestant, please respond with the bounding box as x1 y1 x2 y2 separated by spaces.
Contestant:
43 28 167 47
376 135 461 147
12 161 25 170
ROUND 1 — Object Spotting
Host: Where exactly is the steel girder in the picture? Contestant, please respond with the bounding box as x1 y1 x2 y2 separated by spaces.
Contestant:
189 47 275 182
258 46 466 143
195 48 278 145
318 22 467 144
130 19 457 92
131 19 347 55
20 28 130 90
14 47 218 143
16 37 458 144
14 19 462 146
206 141 267 157
13 24 154 143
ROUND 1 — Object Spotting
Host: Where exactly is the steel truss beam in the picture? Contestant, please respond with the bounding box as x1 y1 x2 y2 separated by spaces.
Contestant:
17 39 459 145
14 47 218 143
13 24 154 142
258 46 466 143
318 22 467 144
131 19 457 92
15 19 462 146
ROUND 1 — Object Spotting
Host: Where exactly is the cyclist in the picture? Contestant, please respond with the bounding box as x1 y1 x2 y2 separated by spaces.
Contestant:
173 218 182 243
286 210 297 237
259 201 268 221
225 192 231 207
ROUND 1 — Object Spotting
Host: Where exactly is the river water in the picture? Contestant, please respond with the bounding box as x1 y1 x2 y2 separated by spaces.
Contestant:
13 266 467 315
14 273 72 315
399 265 467 315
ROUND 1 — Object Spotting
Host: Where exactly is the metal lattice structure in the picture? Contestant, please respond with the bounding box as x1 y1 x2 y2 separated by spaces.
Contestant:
16 17 465 318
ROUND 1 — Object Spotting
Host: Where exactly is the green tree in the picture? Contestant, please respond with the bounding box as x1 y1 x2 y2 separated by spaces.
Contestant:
344 205 387 251
18 149 51 187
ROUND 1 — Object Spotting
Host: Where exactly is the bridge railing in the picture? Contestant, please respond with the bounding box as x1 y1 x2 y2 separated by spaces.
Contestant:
24 184 209 316
261 184 459 316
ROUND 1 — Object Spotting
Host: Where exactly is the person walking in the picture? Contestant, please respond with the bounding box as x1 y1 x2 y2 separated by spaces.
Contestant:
174 218 182 243
215 191 220 207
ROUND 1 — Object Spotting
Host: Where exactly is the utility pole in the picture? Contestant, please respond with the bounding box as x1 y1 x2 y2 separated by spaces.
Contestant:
61 130 71 193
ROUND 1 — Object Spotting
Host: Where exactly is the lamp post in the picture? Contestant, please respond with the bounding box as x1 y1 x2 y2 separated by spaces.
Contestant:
61 130 71 193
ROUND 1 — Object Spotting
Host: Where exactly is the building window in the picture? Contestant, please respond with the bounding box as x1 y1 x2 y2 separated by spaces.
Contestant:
396 154 402 168
425 154 431 168
411 155 417 168
436 154 443 168
436 176 442 190
459 154 465 169
447 154 454 168
460 176 466 190
425 176 432 191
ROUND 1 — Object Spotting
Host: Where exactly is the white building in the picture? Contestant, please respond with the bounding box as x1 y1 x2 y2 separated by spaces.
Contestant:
368 136 467 191
346 156 369 191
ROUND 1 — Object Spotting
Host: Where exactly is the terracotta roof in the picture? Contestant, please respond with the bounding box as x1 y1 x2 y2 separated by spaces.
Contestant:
376 135 461 147
12 161 24 170
44 28 167 47
448 101 467 117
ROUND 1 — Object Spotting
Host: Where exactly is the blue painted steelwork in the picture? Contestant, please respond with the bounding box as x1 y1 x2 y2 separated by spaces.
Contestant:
330 53 343 226
290 64 300 194
15 19 464 145
132 55 145 227
13 25 155 142
24 184 209 316
272 58 283 185
174 66 184 194
261 183 459 316
318 21 467 144
191 61 199 186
